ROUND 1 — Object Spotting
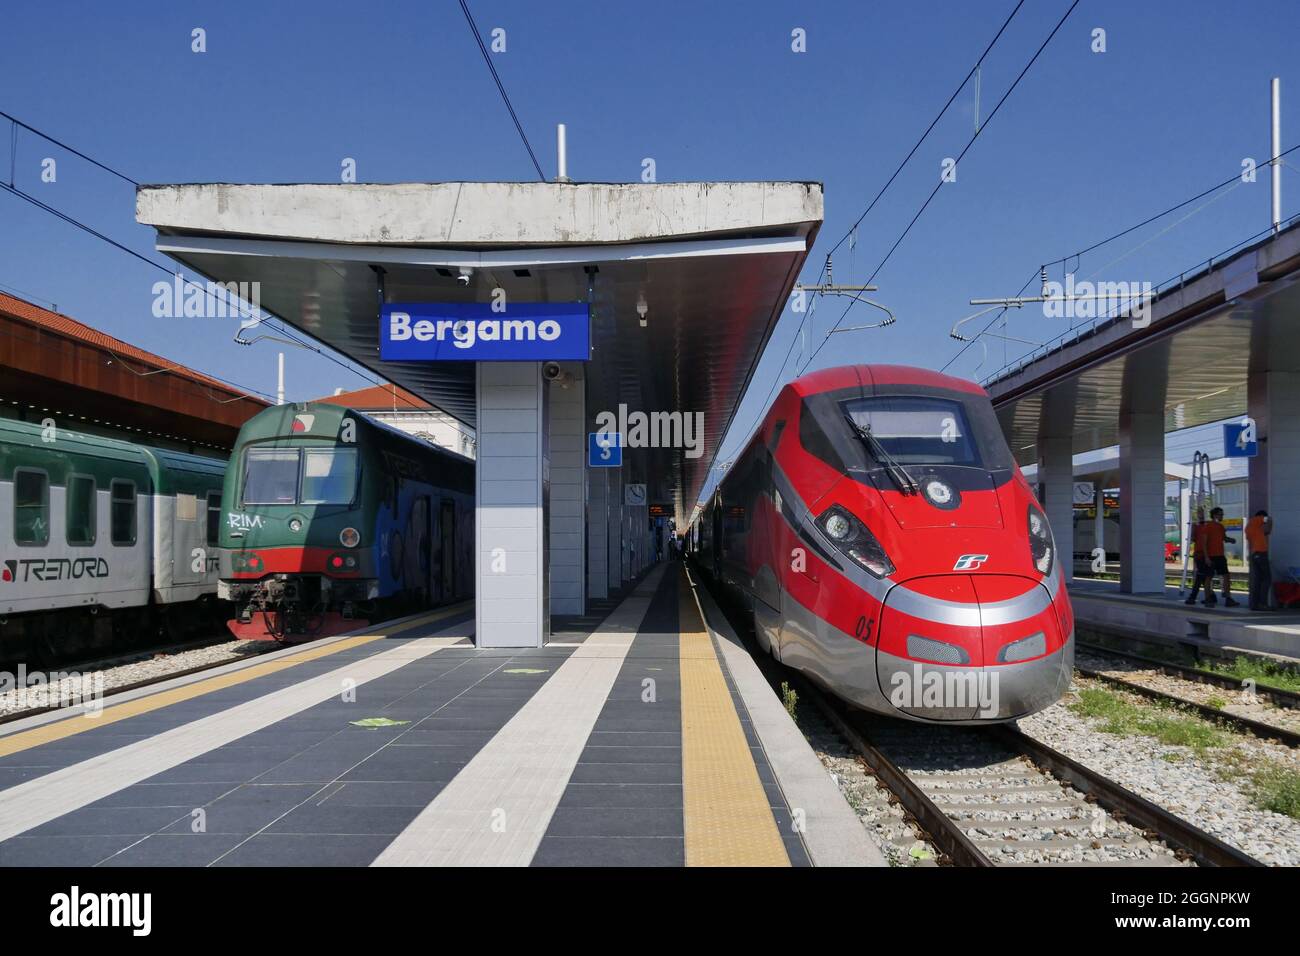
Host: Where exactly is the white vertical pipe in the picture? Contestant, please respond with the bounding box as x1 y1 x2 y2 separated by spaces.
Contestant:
1272 77 1282 234
556 124 569 182
277 352 285 405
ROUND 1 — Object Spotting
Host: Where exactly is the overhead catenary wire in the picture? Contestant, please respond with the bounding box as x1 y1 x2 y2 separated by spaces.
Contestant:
457 0 547 181
0 179 384 400
941 140 1300 374
800 0 1083 377
706 0 1036 496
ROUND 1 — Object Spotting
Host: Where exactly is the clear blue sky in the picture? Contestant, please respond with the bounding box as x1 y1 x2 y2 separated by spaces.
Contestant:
2 0 1296 496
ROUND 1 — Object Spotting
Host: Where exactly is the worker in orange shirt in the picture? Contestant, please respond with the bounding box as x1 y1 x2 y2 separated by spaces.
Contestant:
1200 507 1238 608
1245 509 1273 610
1185 510 1213 606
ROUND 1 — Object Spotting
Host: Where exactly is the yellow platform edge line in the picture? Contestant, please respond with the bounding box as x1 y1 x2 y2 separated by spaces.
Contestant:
0 601 472 759
678 569 789 867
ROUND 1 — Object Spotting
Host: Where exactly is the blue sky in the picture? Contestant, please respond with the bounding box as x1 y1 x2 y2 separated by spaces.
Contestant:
2 0 1296 491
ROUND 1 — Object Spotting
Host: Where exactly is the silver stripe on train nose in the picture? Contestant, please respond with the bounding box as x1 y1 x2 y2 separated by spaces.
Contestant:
886 580 1051 628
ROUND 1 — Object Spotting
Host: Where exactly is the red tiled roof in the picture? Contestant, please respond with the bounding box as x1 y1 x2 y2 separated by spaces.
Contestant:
310 383 433 411
0 290 267 403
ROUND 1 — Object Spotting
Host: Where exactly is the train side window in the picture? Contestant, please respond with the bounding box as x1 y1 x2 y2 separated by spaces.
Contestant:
66 474 96 546
767 419 786 453
13 468 49 546
111 480 137 546
206 491 222 546
798 402 846 472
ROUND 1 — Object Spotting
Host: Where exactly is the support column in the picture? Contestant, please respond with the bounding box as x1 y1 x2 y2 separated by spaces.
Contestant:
1119 409 1167 593
476 362 546 648
1095 484 1107 563
1248 366 1300 586
547 363 585 616
1037 435 1074 582
607 465 624 592
586 467 609 601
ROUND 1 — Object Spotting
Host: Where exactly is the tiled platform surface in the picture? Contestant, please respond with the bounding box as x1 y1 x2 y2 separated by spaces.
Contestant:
1069 578 1300 660
0 563 882 867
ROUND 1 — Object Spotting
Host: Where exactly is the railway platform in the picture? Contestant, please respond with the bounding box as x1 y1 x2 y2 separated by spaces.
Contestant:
0 563 883 867
1068 578 1300 661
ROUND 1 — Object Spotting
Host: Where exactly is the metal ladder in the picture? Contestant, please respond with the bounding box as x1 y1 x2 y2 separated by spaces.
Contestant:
1180 451 1215 594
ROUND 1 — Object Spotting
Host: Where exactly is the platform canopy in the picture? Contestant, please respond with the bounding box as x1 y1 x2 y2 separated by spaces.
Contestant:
986 223 1300 464
137 181 822 512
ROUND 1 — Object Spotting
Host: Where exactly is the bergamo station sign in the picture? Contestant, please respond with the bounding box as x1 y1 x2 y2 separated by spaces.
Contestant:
380 301 590 361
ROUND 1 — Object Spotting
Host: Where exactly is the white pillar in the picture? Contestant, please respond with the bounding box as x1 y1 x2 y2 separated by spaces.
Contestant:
1038 435 1074 582
586 466 609 601
1119 409 1167 593
1095 484 1107 564
547 363 585 615
476 362 546 647
607 466 624 592
1248 367 1300 585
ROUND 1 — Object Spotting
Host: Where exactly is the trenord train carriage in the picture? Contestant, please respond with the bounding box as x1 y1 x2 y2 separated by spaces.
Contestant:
0 419 227 661
690 365 1074 724
218 403 473 641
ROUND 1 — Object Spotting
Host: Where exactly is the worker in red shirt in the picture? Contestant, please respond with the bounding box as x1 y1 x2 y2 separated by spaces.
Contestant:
1200 508 1239 607
1185 510 1213 606
1245 510 1273 610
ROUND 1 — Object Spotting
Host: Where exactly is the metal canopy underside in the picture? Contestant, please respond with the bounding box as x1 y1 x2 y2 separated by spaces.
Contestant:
137 182 823 518
989 225 1300 464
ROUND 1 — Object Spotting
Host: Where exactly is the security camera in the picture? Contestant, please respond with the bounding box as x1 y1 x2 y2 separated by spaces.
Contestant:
542 362 573 387
457 268 473 287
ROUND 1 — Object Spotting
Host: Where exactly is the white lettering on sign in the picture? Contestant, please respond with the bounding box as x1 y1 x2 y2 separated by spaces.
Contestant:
388 312 562 349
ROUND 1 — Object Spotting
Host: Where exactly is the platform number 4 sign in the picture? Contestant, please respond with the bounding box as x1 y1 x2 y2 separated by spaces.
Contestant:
1224 417 1258 458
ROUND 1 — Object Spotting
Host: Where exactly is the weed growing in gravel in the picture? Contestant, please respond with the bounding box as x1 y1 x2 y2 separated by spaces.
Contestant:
1249 765 1300 818
1069 687 1228 753
1204 656 1300 694
781 682 799 722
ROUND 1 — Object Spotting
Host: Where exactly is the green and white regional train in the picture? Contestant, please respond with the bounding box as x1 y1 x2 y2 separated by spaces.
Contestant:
0 418 227 661
218 403 474 640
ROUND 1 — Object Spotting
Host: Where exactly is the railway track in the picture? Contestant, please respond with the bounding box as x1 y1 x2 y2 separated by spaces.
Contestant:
1074 647 1300 749
1076 638 1300 709
792 673 1264 867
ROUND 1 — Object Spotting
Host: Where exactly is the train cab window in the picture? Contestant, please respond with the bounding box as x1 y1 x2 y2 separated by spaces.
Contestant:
110 480 137 546
301 449 358 505
13 468 49 546
66 474 96 546
206 491 222 546
243 449 301 504
843 396 980 466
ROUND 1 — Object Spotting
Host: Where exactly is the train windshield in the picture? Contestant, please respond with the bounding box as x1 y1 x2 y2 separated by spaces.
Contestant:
301 448 358 504
242 447 358 505
841 396 981 466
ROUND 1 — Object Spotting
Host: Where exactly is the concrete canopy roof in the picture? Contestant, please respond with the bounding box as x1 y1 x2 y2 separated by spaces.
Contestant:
136 181 823 515
986 223 1300 465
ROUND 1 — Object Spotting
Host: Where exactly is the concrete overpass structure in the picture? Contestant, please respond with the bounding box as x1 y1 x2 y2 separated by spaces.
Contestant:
985 222 1300 598
137 180 822 647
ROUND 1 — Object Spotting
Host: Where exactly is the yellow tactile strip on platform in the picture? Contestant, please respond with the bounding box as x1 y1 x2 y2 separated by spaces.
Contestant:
0 603 470 760
678 571 789 867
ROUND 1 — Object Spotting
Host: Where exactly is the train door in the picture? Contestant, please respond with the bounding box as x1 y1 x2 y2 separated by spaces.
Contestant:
439 500 455 601
403 495 431 605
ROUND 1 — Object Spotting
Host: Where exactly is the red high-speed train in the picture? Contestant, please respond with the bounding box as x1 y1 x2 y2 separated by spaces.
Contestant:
690 365 1073 723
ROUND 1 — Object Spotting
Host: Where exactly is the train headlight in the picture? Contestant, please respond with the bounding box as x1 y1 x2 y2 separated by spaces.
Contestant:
288 517 303 533
824 512 851 541
340 527 361 548
817 505 895 578
921 478 960 510
1027 505 1054 577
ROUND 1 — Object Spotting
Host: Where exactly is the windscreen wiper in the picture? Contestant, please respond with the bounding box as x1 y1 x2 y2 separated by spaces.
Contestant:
844 414 920 495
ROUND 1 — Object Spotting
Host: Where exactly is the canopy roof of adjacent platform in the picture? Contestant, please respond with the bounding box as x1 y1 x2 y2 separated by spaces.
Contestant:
986 222 1300 465
137 181 823 515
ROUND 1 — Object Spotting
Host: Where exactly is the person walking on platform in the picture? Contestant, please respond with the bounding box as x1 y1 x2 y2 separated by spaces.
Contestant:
1201 507 1239 608
1185 511 1213 606
1246 509 1273 610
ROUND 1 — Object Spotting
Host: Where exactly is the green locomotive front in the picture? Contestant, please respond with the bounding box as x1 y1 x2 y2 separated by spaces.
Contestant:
218 404 473 641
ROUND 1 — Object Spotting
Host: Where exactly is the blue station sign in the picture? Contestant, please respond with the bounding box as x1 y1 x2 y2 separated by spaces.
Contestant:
589 432 623 468
1223 421 1258 458
380 301 590 362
